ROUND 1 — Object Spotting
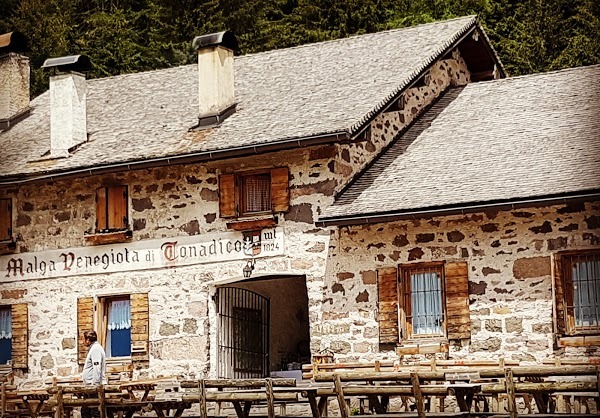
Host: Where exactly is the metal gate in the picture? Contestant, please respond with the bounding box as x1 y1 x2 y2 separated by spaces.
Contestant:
217 287 270 379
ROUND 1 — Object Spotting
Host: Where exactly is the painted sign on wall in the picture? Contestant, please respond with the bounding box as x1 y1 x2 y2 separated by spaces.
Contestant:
1 227 284 282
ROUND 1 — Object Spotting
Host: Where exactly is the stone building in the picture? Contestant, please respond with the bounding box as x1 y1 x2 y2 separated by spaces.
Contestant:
0 17 598 385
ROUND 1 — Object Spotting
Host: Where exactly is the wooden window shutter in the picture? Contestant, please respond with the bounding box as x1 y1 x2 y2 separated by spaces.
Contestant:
0 199 11 241
11 304 28 369
377 267 399 344
270 167 290 213
444 261 471 340
219 174 236 218
77 297 94 365
96 188 107 231
130 293 149 363
108 186 128 230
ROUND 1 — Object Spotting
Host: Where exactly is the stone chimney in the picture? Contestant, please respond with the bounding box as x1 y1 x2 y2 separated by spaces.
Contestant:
192 31 239 127
0 31 30 131
42 55 92 157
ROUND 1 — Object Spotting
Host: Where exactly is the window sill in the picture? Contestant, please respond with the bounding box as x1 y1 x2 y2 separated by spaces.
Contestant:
226 215 277 231
84 230 133 246
557 335 600 347
396 340 449 355
0 241 16 255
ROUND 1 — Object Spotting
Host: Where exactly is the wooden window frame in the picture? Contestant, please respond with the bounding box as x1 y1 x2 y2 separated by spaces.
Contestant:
95 185 129 233
554 249 600 337
0 198 13 243
398 261 447 341
97 295 132 359
219 167 289 222
239 170 272 216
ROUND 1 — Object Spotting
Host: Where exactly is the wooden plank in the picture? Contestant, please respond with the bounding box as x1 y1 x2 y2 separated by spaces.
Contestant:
0 198 10 242
445 261 470 340
130 293 149 362
96 188 107 231
270 167 289 213
108 186 127 230
505 369 517 418
218 174 236 218
11 304 28 369
377 267 399 343
333 374 349 418
77 297 95 365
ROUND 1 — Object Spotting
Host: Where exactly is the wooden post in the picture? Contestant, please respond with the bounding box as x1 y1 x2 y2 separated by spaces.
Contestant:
504 369 517 418
1 383 6 418
333 374 349 418
410 372 425 418
265 379 275 418
198 380 207 418
97 385 106 418
55 386 64 418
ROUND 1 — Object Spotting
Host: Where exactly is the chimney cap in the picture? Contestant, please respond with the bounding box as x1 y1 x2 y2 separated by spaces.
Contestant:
42 54 92 73
0 31 28 54
192 31 239 53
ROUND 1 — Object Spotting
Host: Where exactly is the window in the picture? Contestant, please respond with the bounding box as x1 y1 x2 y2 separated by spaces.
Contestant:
240 173 271 214
555 249 600 335
101 297 132 358
377 261 470 345
77 294 148 365
0 198 12 242
95 186 128 232
219 167 289 218
0 304 28 368
0 307 11 365
399 263 445 339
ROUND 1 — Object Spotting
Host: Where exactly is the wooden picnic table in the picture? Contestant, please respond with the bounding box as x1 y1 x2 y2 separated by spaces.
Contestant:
9 391 52 418
117 381 157 402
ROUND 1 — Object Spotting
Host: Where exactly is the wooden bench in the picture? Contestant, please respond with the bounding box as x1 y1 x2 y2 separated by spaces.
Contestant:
1 384 53 418
180 378 307 418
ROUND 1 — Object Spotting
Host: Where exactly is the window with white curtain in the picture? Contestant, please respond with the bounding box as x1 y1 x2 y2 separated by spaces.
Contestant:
0 307 11 364
103 298 131 358
400 263 446 339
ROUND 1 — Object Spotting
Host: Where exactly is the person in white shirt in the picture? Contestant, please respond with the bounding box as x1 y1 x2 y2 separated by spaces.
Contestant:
81 330 106 418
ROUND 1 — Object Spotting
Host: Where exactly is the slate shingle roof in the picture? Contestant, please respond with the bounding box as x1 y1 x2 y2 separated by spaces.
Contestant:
0 16 479 180
320 65 600 223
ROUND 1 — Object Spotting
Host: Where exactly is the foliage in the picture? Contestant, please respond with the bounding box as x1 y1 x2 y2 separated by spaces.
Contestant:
0 0 598 96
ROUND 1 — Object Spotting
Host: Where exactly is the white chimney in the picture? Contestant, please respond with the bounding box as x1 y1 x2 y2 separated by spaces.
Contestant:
42 55 92 157
192 31 239 127
0 32 30 131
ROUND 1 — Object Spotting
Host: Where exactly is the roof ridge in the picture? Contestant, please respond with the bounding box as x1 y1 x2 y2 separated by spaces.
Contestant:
237 15 477 61
475 63 600 85
347 15 478 134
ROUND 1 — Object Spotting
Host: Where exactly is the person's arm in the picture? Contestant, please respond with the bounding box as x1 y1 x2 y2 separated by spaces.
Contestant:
89 345 104 385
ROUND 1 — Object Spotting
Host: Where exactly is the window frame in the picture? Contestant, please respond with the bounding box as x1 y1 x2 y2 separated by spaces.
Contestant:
0 198 12 243
97 295 132 360
555 248 600 336
398 261 447 341
238 170 272 216
95 185 129 233
0 305 12 366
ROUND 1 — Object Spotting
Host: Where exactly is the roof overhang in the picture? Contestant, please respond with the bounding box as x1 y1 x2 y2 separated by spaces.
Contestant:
317 190 600 227
0 131 349 187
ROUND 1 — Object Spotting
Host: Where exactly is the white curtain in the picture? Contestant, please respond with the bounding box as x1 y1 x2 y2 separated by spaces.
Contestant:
108 300 131 330
411 272 443 335
0 309 11 340
573 259 600 327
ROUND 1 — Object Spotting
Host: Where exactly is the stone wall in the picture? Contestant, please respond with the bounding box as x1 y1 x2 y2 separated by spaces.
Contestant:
333 52 470 186
318 200 600 362
0 146 338 384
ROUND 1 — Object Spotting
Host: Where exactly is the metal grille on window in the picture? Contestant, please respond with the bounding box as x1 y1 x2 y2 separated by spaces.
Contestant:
107 299 131 357
0 307 11 364
242 174 271 213
571 254 600 331
410 269 443 336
